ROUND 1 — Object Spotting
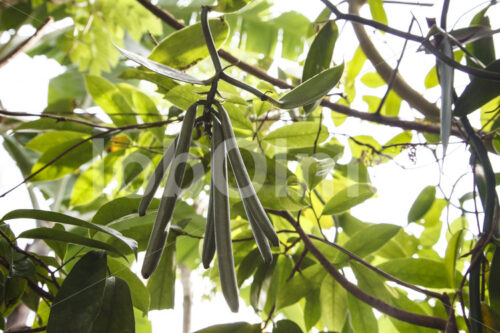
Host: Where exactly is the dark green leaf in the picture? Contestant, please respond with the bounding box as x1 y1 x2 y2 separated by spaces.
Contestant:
489 246 500 316
47 251 107 333
193 322 261 333
3 209 137 255
467 7 496 68
2 134 34 177
90 277 135 333
273 319 303 333
454 59 500 116
408 186 436 222
147 232 177 310
278 65 344 109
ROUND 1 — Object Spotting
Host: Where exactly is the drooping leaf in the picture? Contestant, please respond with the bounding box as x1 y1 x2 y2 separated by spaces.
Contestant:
3 209 138 255
376 258 453 288
115 45 206 85
444 229 464 288
264 122 328 148
18 228 127 257
322 184 377 215
273 319 303 333
85 75 138 127
407 186 436 222
90 277 135 333
278 64 344 109
147 232 177 310
347 293 378 333
149 19 229 69
47 251 107 333
320 275 347 332
454 59 500 117
304 289 321 331
302 20 338 114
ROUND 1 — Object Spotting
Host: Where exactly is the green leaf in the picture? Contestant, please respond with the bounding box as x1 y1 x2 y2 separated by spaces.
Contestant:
30 137 94 181
300 157 335 190
276 264 325 310
264 122 328 148
489 246 500 316
334 224 401 264
237 249 262 287
92 196 144 225
304 289 321 331
322 184 377 215
3 209 138 255
149 19 229 70
47 251 107 333
194 322 261 333
273 319 303 333
212 0 252 13
2 134 34 177
2 276 26 317
147 232 177 310
376 258 452 288
408 186 436 222
347 293 378 333
467 8 496 68
444 229 464 288
320 275 347 332
90 277 135 333
132 90 165 142
47 69 86 110
367 0 388 25
454 59 500 116
107 258 150 314
85 75 138 127
250 261 276 311
26 131 87 153
115 45 205 85
18 228 126 257
361 72 385 88
70 151 124 206
278 64 344 109
302 21 338 113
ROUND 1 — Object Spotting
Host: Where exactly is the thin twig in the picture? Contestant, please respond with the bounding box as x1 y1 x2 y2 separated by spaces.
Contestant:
0 17 53 69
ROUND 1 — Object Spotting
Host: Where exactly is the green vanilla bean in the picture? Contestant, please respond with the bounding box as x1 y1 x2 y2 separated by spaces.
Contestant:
244 201 273 264
142 102 200 279
211 115 239 312
214 101 280 247
202 177 216 268
138 136 178 216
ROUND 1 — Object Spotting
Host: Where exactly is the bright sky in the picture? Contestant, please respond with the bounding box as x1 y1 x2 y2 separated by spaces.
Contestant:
1 1 499 332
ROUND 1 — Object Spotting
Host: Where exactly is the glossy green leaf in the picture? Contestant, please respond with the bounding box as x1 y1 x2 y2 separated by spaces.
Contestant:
278 64 344 109
334 224 401 264
348 293 378 333
212 0 252 13
85 75 138 127
194 322 261 333
107 258 150 314
18 228 126 257
376 258 452 288
407 186 436 222
3 209 138 255
90 277 135 333
92 196 144 225
367 0 387 25
320 275 347 332
489 246 500 316
454 59 500 116
149 19 229 70
302 20 338 113
264 122 328 148
273 319 303 333
115 45 205 85
444 229 464 288
47 251 107 333
322 184 377 215
147 232 177 310
26 131 87 153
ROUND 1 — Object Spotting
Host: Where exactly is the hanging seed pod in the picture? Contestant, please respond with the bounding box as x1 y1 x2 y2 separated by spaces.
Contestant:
211 115 239 312
214 101 280 248
202 177 216 269
142 102 199 279
138 136 178 217
244 203 273 264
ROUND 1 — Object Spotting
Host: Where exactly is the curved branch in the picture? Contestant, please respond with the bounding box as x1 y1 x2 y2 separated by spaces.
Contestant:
268 210 456 332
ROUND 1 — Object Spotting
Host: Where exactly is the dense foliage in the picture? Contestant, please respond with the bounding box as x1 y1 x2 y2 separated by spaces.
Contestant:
0 0 499 332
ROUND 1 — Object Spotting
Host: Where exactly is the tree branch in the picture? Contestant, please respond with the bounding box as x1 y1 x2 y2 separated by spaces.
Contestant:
0 17 53 69
268 210 455 332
